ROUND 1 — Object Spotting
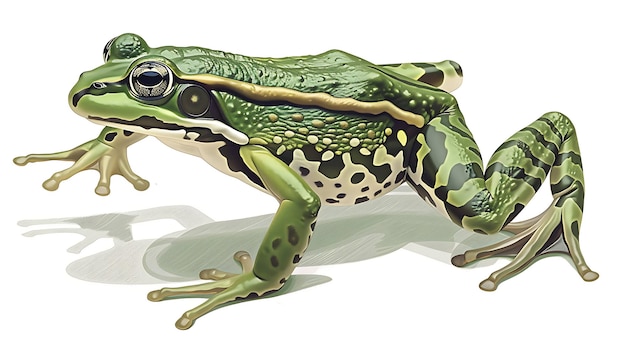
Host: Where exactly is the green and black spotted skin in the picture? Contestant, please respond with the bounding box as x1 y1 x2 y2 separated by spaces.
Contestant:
18 33 595 328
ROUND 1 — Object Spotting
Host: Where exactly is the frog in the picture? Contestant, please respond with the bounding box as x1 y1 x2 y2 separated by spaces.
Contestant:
14 33 598 330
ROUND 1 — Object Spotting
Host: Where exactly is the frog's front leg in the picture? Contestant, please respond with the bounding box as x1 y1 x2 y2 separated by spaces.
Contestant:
148 145 319 330
14 127 148 195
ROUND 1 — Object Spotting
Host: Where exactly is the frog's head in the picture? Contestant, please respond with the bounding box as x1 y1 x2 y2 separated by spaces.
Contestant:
69 34 248 145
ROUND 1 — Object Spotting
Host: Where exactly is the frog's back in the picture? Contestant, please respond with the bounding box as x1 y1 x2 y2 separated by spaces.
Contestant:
157 45 462 95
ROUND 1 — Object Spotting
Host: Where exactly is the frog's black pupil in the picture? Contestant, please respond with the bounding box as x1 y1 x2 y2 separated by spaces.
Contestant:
179 85 210 117
138 71 163 87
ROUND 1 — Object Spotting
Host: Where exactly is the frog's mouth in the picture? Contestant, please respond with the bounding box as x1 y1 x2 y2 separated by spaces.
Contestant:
87 115 248 145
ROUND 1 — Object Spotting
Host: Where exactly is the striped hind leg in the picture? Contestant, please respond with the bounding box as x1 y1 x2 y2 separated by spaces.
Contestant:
407 109 597 290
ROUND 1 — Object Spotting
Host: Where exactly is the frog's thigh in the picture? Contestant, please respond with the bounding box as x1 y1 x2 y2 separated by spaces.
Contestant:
240 145 320 283
405 112 489 227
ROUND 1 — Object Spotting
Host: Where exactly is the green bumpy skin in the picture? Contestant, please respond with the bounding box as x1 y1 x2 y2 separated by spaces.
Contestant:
14 33 597 329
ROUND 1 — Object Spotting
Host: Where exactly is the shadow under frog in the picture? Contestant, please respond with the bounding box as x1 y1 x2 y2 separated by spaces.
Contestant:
19 186 560 297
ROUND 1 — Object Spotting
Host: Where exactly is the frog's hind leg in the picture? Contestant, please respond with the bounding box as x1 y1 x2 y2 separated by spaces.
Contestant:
407 109 598 290
148 145 319 329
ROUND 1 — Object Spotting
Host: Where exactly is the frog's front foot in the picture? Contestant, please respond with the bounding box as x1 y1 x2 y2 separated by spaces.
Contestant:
14 138 148 195
148 251 283 330
452 202 598 291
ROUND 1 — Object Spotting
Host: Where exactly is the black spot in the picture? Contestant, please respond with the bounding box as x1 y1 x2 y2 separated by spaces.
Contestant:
551 176 575 195
310 221 317 231
374 189 382 196
293 255 301 264
302 144 345 179
395 170 407 184
104 132 117 142
299 167 310 176
420 126 448 188
326 198 339 204
407 179 436 207
351 172 365 184
272 238 281 249
384 182 391 188
350 148 393 183
280 278 287 284
270 256 279 267
571 221 580 239
555 181 584 209
415 63 445 87
504 203 525 227
314 181 324 188
361 186 370 192
337 193 346 199
123 130 133 137
355 196 369 204
288 226 299 246
450 60 463 77
334 183 342 188
555 151 582 168
217 143 264 189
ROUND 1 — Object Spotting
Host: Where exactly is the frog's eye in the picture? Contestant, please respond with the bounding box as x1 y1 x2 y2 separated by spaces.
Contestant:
103 37 116 62
129 61 174 100
178 85 211 118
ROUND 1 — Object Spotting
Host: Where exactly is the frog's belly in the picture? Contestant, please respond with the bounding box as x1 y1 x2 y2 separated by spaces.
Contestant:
158 138 407 206
286 147 407 206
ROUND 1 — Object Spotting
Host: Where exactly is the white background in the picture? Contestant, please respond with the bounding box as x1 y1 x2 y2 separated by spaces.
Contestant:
2 0 624 349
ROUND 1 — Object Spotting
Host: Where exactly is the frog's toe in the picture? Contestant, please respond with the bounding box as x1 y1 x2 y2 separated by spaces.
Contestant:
42 177 61 191
95 184 110 196
582 270 599 282
43 167 83 191
117 159 150 191
199 251 253 280
13 156 29 166
451 254 467 267
479 278 498 292
175 314 195 330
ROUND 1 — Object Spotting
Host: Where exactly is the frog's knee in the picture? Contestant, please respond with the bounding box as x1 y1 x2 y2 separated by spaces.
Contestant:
541 111 577 138
300 193 321 218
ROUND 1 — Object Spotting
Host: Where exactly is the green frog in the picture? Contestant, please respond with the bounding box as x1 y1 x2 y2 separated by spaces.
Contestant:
14 33 598 329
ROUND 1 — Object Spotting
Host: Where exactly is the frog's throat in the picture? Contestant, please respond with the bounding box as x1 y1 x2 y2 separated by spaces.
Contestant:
180 74 425 128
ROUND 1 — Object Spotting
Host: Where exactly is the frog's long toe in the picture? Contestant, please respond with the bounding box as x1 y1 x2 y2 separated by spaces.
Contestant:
199 251 252 280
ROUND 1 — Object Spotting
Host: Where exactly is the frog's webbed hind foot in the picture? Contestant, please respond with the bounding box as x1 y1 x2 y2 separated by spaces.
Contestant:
147 251 282 330
451 200 598 291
